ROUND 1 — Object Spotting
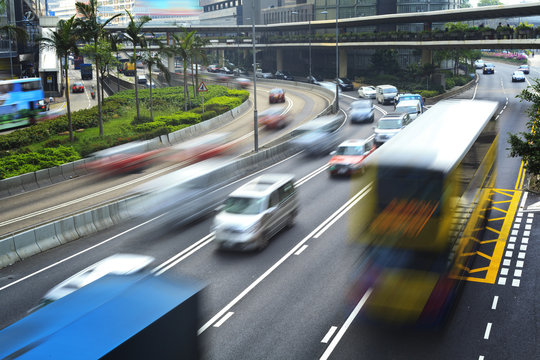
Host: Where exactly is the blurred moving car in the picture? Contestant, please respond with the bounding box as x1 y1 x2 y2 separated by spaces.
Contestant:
85 141 164 174
512 70 526 82
207 64 221 73
375 85 398 105
164 132 234 163
358 86 376 99
350 100 375 123
395 93 424 108
291 114 345 156
483 63 495 74
37 99 49 111
328 138 376 177
71 82 84 93
34 254 154 310
269 88 286 103
258 107 289 129
337 77 354 91
256 71 274 79
474 59 485 69
275 71 294 81
518 64 530 74
307 74 323 85
233 68 248 76
220 66 234 74
235 77 251 89
213 174 299 251
374 112 411 146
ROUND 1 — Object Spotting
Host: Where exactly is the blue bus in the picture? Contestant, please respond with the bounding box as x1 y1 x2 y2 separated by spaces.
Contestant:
0 273 202 359
0 77 47 131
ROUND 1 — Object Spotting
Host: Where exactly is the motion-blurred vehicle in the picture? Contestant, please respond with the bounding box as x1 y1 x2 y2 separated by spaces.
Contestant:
350 100 375 123
375 85 398 105
512 70 526 82
337 77 354 91
220 66 234 74
233 68 248 76
394 99 423 121
275 71 294 81
207 64 220 73
85 141 164 174
131 158 237 230
474 59 485 69
269 88 285 103
483 63 495 74
34 254 154 310
307 74 323 85
256 71 274 79
235 77 251 89
37 99 49 111
164 132 234 163
328 138 376 177
217 73 233 82
71 81 84 93
358 86 376 99
258 107 288 129
123 62 136 76
291 114 345 156
518 64 530 74
373 112 411 146
213 174 298 251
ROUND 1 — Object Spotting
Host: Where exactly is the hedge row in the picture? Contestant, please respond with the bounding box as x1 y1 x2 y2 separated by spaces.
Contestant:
0 146 80 179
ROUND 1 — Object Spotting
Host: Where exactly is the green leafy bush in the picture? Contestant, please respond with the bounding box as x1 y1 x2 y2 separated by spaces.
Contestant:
417 90 440 98
0 146 80 179
445 78 455 89
201 111 217 121
227 89 250 102
206 96 242 110
134 121 167 133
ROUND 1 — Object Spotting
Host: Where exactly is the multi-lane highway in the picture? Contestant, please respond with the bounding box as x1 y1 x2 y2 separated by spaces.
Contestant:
0 60 538 359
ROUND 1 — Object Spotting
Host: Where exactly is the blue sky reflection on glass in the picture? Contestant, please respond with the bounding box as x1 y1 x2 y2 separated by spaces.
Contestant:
135 1 202 14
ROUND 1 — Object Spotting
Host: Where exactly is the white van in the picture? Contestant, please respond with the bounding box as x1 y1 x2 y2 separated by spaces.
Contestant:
213 174 299 251
394 99 423 121
376 85 398 105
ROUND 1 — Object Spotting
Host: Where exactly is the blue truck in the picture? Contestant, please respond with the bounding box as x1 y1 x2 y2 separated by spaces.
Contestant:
80 63 93 80
0 273 202 359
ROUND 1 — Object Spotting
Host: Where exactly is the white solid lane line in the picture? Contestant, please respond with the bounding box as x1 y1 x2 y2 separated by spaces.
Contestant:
321 326 338 344
213 312 234 328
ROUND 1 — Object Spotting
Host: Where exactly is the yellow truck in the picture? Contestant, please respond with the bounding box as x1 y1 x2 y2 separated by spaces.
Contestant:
123 62 135 76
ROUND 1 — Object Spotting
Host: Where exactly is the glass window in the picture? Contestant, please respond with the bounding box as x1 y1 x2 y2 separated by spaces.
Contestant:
224 196 265 215
22 80 41 91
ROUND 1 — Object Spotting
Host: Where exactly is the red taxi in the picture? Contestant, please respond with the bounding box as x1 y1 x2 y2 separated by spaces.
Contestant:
328 138 376 177
269 88 285 104
258 107 288 129
71 82 85 93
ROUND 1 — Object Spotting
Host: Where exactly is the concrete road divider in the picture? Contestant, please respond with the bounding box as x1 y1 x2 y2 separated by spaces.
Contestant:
54 217 79 244
48 166 64 184
12 230 40 260
0 236 20 268
92 206 115 231
34 223 61 252
5 176 23 196
20 173 39 192
35 169 52 188
73 212 98 238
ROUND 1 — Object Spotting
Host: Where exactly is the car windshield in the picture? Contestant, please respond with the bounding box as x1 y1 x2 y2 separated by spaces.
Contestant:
336 145 365 155
396 106 417 114
270 89 283 95
74 83 83 86
514 71 524 76
340 78 350 83
485 63 494 67
378 118 402 129
384 88 396 93
352 101 371 109
223 196 265 215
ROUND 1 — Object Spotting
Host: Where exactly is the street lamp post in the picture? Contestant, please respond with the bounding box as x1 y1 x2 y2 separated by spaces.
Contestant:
249 9 258 152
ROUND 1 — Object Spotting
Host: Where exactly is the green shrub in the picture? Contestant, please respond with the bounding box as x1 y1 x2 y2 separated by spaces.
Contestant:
227 89 250 102
134 121 167 133
131 115 153 125
0 146 80 179
417 90 440 98
155 112 201 126
206 96 242 110
445 78 455 89
201 111 217 121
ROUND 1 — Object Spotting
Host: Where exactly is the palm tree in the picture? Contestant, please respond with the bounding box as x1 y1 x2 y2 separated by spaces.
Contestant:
169 30 195 111
140 39 170 121
190 35 209 96
124 10 151 121
39 16 78 142
75 0 120 136
108 32 123 92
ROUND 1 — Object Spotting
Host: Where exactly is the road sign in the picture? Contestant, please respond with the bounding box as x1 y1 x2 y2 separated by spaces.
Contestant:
197 81 208 92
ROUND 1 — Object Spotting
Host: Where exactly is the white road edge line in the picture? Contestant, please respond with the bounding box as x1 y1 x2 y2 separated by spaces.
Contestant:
484 322 492 340
321 326 338 344
213 312 234 328
197 182 372 335
319 288 373 360
491 295 499 310
0 214 164 292
294 245 308 256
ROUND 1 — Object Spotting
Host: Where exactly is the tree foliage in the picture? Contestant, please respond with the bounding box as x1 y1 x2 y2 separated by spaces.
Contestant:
478 0 503 6
508 79 540 177
370 49 400 75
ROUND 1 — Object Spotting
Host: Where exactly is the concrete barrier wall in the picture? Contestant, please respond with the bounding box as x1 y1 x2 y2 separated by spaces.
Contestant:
0 135 300 269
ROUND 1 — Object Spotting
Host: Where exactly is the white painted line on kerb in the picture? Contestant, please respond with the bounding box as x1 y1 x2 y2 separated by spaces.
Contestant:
198 183 373 336
213 312 234 328
0 214 164 292
321 326 338 344
484 322 492 340
479 356 485 360
491 296 499 310
294 245 308 256
319 288 373 360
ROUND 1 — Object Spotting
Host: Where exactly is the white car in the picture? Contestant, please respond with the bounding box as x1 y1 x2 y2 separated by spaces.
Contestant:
358 86 376 99
512 71 526 82
474 59 485 69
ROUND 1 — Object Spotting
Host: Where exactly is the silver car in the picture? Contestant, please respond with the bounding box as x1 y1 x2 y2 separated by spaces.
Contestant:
213 174 299 251
374 112 411 146
358 86 376 99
